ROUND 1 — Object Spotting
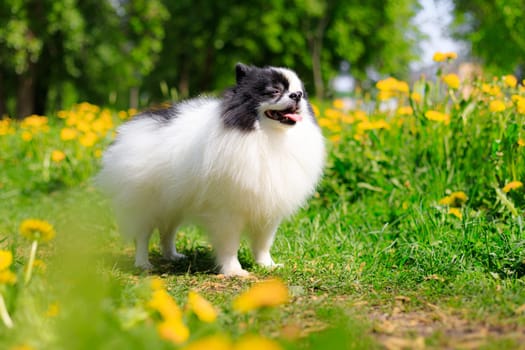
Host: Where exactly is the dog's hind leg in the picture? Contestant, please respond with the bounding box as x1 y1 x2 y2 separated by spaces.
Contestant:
159 224 186 261
116 210 154 270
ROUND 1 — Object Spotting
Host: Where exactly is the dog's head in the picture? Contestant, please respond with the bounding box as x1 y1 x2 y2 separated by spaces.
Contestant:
222 63 315 131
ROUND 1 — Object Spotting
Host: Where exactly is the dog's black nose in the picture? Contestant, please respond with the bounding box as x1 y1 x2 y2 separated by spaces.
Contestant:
289 91 302 102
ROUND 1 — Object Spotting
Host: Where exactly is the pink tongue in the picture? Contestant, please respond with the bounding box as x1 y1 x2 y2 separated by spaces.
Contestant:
284 113 303 122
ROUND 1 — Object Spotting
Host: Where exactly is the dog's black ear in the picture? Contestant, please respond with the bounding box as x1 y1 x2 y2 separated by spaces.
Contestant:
235 63 251 84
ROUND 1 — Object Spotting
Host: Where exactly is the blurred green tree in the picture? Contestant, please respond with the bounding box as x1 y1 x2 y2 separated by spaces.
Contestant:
0 0 168 118
145 0 421 100
452 0 525 73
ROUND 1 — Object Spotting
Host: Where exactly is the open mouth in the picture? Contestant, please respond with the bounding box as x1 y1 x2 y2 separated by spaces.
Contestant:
264 108 303 125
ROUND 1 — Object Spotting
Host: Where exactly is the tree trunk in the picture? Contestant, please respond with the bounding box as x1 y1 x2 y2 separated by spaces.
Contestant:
309 15 328 99
16 62 37 119
0 71 6 118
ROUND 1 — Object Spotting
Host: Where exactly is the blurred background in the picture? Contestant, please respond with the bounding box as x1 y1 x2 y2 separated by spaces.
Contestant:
0 0 524 119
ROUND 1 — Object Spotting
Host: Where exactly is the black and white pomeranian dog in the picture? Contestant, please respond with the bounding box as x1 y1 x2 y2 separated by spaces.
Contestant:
97 63 325 276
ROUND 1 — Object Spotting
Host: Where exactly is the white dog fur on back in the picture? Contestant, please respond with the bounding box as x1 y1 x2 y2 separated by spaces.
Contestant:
97 64 325 276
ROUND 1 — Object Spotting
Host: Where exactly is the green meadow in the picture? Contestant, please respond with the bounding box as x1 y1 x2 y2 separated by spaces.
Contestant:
1 63 525 349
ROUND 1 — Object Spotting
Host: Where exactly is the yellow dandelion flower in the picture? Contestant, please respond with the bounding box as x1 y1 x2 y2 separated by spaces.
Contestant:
0 119 14 136
233 279 289 313
448 207 462 219
32 259 47 272
439 191 468 207
433 51 457 62
341 114 354 124
46 302 60 317
489 100 506 112
503 75 517 88
182 334 231 350
157 319 190 345
503 181 523 193
0 250 13 271
332 99 345 110
19 219 55 242
444 52 458 60
9 345 34 350
324 108 342 120
118 111 128 120
410 92 422 103
425 110 450 125
60 128 78 141
150 276 166 291
148 289 183 321
329 134 341 143
481 83 501 96
357 120 390 132
518 139 525 147
397 106 413 115
310 103 320 117
433 52 446 62
354 110 368 121
233 334 283 350
128 108 138 117
517 99 525 114
21 131 33 141
79 132 98 148
0 270 17 285
442 73 460 89
187 291 217 323
51 150 66 163
21 115 48 129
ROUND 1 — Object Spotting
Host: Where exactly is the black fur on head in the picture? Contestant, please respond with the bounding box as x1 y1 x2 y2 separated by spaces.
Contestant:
221 63 291 131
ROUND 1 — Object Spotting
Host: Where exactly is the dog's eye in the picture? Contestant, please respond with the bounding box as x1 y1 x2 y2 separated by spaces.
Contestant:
267 86 282 96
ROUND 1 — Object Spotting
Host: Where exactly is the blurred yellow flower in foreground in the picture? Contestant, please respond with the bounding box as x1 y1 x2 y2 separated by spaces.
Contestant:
79 132 98 147
0 250 16 285
0 250 13 271
489 100 506 112
233 334 283 350
148 289 183 321
332 98 345 110
503 181 523 193
425 110 450 125
442 73 460 89
182 334 231 350
46 302 60 317
233 279 289 313
157 319 190 345
21 131 32 141
439 191 468 207
503 75 517 88
51 150 66 163
19 219 55 243
187 291 217 323
518 139 525 147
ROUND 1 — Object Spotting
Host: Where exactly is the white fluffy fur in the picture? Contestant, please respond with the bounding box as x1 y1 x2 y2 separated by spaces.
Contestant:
97 68 325 276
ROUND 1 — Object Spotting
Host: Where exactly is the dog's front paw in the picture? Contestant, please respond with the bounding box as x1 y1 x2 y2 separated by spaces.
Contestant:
135 259 154 270
162 252 187 261
255 253 283 269
220 267 250 277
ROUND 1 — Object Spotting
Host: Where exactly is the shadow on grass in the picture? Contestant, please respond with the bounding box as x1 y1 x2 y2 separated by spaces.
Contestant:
104 245 254 276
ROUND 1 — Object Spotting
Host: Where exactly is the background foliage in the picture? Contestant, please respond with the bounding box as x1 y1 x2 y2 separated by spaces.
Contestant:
0 0 420 118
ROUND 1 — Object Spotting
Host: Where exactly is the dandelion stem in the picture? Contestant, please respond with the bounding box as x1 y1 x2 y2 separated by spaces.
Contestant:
25 240 39 285
0 294 13 328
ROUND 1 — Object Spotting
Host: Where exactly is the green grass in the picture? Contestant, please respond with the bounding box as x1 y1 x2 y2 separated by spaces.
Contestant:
1 73 525 349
